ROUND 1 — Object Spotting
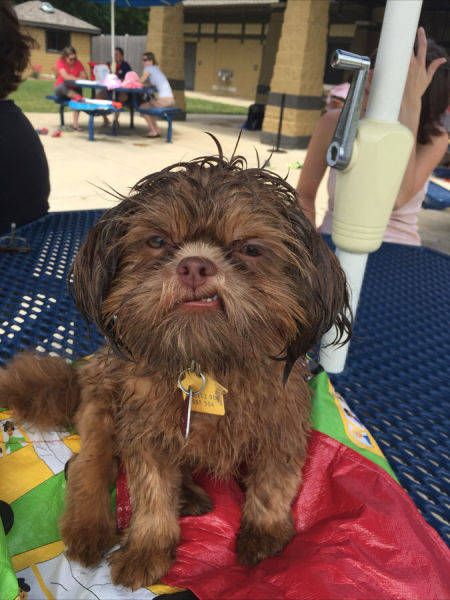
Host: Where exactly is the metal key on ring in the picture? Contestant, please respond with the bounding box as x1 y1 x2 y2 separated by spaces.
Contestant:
178 366 206 439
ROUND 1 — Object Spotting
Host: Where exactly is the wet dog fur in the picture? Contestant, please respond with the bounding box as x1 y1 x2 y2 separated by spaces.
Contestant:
0 147 350 589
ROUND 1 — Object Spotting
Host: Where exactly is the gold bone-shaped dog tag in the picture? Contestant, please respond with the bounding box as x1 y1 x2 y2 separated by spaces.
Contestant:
180 372 227 416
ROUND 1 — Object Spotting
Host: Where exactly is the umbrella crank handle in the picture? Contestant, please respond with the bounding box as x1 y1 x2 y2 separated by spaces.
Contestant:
326 50 371 171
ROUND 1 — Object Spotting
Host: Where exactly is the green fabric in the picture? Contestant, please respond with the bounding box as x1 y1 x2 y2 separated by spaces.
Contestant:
310 371 397 480
0 519 19 600
6 475 116 559
5 436 26 454
7 472 66 558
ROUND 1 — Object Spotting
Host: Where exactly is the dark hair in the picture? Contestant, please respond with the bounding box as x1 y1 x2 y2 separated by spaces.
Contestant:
143 51 157 65
61 46 77 59
0 1 37 98
115 47 124 56
418 38 448 145
3 421 14 432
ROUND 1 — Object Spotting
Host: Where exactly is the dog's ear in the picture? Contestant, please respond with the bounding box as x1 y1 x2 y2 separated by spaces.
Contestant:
69 209 128 340
284 217 352 380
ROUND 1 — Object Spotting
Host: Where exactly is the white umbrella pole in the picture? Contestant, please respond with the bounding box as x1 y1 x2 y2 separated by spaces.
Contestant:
366 1 423 122
320 251 368 373
319 0 423 374
110 0 116 73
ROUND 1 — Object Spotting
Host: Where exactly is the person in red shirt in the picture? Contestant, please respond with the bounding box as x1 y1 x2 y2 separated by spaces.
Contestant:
54 46 87 131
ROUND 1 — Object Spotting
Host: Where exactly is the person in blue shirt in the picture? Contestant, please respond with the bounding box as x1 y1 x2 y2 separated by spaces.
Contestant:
115 47 132 81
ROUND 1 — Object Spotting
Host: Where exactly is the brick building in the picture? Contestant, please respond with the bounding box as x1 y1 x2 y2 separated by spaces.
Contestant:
15 1 100 77
178 0 449 147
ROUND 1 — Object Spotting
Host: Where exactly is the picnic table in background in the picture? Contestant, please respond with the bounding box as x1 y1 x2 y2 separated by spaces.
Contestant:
74 79 152 130
67 100 123 142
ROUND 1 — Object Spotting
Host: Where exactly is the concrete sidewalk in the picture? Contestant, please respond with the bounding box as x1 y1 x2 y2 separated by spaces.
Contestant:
26 110 450 255
27 110 310 211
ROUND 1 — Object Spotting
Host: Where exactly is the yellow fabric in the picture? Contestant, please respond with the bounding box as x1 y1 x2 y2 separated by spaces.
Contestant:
12 542 65 572
0 445 53 504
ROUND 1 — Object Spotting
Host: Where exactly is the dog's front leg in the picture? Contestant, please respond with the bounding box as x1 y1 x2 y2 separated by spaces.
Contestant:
109 448 181 590
237 455 302 566
61 397 117 566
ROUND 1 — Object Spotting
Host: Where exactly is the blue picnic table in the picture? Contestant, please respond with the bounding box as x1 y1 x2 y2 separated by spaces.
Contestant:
68 100 122 141
74 80 151 130
0 211 448 544
47 82 182 142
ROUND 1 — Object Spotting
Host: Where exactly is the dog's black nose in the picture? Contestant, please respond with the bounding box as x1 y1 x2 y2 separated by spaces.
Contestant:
177 256 217 289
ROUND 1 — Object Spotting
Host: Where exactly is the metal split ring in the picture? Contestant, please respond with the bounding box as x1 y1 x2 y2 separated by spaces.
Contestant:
177 369 206 396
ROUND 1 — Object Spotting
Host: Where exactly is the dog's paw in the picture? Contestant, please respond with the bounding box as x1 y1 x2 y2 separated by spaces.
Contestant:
109 545 174 590
61 514 116 567
180 481 213 517
236 518 295 566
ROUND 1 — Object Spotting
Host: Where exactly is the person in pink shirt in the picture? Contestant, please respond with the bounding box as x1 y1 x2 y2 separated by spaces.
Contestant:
297 29 448 246
54 46 87 131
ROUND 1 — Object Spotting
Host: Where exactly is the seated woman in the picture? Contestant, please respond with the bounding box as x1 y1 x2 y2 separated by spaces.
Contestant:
54 46 87 131
0 1 49 235
139 52 174 138
297 29 448 246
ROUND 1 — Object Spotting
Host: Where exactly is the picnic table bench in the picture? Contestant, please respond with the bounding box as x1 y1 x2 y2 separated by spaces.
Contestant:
67 101 122 142
45 95 69 127
137 106 184 143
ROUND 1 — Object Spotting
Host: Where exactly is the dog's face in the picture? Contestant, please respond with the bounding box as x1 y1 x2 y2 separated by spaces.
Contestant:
72 155 350 378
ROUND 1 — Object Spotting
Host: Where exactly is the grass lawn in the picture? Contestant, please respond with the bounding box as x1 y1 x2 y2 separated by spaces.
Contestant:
10 79 248 115
187 98 247 115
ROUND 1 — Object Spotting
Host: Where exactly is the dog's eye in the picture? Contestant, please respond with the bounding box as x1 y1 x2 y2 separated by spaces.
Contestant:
148 235 166 249
241 244 262 257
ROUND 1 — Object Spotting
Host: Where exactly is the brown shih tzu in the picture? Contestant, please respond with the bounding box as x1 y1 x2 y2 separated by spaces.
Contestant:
0 145 350 590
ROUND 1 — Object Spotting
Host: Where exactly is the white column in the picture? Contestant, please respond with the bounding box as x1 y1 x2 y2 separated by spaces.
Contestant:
319 0 422 374
320 250 368 373
110 0 116 73
366 1 423 122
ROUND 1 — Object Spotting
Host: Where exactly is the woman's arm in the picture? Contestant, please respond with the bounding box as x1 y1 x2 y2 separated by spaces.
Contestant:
140 71 149 84
296 109 339 226
394 27 447 209
58 67 76 81
395 120 447 209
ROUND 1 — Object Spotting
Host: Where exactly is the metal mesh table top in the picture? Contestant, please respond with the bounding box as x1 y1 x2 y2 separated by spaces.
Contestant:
0 210 448 543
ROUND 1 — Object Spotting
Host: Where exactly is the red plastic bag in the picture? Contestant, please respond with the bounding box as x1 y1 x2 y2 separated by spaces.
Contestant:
117 431 450 599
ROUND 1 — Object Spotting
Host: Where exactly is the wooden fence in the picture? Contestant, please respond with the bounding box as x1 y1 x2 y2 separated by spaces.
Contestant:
91 35 147 73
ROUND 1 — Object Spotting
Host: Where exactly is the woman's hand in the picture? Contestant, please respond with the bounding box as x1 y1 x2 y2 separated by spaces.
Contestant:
402 27 447 106
395 28 447 209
